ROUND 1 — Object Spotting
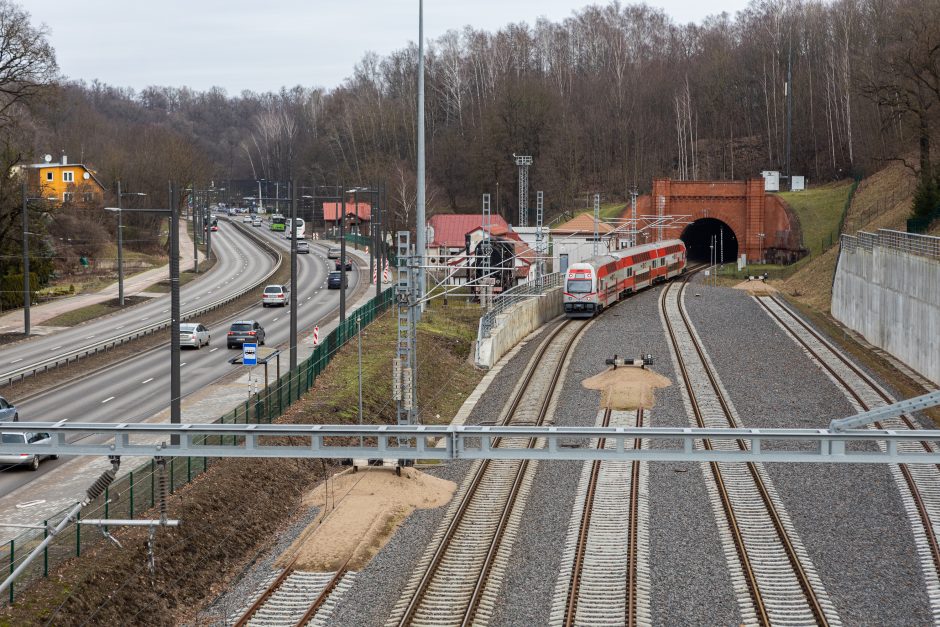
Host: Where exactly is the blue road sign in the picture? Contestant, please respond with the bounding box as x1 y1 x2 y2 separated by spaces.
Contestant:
243 342 257 366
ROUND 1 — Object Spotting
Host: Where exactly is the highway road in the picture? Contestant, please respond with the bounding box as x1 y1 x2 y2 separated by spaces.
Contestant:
0 222 362 497
0 220 275 387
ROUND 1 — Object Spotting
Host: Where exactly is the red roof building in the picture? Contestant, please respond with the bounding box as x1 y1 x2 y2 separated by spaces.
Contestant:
427 214 510 251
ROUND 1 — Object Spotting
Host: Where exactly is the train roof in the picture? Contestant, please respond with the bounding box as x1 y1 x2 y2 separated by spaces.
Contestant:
580 239 685 267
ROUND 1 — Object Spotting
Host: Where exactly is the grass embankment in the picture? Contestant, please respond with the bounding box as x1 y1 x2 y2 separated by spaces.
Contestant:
42 296 151 327
0 301 484 625
717 180 855 284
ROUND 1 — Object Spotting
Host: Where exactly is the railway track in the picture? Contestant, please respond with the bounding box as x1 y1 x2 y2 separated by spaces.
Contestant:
388 318 588 626
550 407 650 626
234 559 353 627
661 276 840 626
755 294 940 622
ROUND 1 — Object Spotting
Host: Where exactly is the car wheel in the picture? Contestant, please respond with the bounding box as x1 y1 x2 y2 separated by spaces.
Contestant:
28 456 39 471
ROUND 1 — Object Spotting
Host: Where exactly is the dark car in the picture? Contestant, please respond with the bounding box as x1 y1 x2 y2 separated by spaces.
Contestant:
327 271 347 289
227 320 265 349
335 259 353 271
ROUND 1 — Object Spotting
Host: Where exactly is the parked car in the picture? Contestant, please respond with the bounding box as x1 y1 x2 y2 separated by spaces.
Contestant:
262 284 290 307
179 323 210 349
227 320 265 349
252 217 263 227
335 259 353 271
0 432 56 470
327 247 341 259
327 271 347 289
0 396 18 421
296 240 310 254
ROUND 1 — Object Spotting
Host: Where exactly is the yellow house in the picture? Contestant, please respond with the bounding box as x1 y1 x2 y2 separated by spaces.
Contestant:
28 156 107 207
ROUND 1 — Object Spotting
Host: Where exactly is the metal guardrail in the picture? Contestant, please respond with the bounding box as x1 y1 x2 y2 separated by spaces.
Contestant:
0 220 282 386
841 228 940 260
478 272 563 339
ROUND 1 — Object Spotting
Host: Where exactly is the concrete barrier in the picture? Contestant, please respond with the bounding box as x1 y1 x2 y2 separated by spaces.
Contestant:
832 230 940 385
475 287 563 368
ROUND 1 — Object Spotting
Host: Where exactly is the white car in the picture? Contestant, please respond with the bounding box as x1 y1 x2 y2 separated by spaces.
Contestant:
252 217 262 227
296 240 310 254
242 215 253 223
262 284 290 307
179 323 210 349
0 432 56 470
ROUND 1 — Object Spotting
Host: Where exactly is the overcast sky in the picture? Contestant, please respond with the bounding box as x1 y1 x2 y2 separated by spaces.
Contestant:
27 0 750 94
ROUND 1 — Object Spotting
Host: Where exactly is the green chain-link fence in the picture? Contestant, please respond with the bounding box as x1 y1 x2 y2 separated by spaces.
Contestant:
0 286 395 605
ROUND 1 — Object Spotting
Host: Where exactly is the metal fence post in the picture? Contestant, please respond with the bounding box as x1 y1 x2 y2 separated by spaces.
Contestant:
129 472 134 520
187 456 192 483
150 459 155 508
8 540 14 604
43 522 48 577
104 486 110 533
170 458 175 495
76 511 81 557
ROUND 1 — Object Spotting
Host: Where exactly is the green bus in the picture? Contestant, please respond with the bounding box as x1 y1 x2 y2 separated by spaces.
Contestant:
270 214 286 231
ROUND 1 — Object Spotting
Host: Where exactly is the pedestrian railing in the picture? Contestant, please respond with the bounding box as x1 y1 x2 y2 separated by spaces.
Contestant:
478 273 563 339
841 229 940 260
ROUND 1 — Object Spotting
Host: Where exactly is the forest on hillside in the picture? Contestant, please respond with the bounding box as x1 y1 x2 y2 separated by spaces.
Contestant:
0 0 938 279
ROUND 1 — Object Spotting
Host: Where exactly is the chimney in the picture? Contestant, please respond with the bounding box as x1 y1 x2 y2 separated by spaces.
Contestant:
61 155 67 165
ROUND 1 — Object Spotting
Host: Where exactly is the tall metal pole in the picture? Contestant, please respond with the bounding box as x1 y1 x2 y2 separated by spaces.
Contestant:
289 181 298 371
117 181 125 305
786 36 793 189
21 177 30 336
357 315 363 427
375 184 382 299
415 0 426 313
340 186 346 322
192 186 199 274
169 183 181 445
205 193 212 262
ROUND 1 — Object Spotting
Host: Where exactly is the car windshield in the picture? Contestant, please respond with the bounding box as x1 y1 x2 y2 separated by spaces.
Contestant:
264 286 282 293
567 279 593 293
1 433 25 444
231 323 252 332
329 272 341 278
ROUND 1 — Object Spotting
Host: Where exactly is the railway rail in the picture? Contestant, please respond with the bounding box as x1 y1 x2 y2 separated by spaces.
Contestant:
389 318 588 626
234 558 352 627
756 294 940 621
661 275 840 626
550 407 650 626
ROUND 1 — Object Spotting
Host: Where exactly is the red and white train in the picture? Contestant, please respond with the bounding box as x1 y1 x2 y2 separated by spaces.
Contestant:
563 239 687 317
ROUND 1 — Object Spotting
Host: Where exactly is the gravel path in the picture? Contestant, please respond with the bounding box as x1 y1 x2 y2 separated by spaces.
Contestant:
685 282 930 623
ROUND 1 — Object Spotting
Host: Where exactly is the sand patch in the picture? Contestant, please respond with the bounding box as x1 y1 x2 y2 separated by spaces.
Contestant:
734 280 779 296
279 467 456 571
582 367 672 410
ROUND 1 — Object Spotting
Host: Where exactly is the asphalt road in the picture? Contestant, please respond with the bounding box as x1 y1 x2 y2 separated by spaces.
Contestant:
0 220 274 383
0 225 361 497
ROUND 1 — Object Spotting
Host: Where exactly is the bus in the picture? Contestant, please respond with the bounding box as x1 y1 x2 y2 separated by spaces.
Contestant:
270 214 286 231
286 218 306 239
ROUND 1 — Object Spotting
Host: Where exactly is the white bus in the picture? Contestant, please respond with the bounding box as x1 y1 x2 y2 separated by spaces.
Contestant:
285 218 306 239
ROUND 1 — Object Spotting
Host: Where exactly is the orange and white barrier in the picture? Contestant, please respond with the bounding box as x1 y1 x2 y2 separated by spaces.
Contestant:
313 325 320 346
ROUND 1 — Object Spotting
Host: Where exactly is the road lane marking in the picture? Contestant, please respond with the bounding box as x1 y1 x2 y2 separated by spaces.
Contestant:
102 396 115 404
210 347 218 352
181 362 187 367
9 359 22 364
85 335 95 339
141 378 154 384
273 317 279 321
50 346 61 351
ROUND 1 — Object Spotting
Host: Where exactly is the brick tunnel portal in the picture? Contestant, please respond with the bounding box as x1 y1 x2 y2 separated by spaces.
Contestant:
680 218 739 263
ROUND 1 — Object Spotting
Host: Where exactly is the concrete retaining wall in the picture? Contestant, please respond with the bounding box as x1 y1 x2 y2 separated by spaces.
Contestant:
475 287 563 368
832 244 940 385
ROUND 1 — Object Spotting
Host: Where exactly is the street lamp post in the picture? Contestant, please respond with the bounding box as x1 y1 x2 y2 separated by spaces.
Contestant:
290 181 298 371
115 181 148 306
21 178 30 337
106 185 180 443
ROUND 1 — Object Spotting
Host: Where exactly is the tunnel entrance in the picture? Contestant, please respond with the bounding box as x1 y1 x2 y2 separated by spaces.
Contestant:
680 218 738 263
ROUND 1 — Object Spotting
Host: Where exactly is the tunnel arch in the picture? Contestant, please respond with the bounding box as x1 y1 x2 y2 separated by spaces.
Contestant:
680 218 739 263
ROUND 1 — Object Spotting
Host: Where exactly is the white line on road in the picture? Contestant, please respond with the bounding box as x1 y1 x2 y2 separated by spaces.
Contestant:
116 326 124 330
101 396 114 404
9 359 22 364
180 362 187 367
50 346 61 351
210 348 218 352
141 378 154 384
273 317 279 321
85 335 95 339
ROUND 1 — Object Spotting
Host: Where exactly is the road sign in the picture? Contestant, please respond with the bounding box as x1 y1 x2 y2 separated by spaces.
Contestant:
242 342 257 366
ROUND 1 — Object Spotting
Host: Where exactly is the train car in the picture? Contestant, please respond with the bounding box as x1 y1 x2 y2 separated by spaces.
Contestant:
564 239 687 318
471 238 516 293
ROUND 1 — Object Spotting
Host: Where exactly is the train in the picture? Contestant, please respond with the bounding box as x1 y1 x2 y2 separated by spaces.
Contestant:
563 239 687 318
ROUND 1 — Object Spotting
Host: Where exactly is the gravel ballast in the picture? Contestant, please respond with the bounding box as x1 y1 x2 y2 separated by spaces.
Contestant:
685 281 930 623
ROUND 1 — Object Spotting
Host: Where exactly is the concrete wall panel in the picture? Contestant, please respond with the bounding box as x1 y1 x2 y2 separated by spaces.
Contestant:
833 245 940 385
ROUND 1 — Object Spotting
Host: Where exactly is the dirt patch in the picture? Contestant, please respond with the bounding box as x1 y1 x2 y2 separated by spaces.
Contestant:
734 280 779 296
582 367 672 410
280 467 455 571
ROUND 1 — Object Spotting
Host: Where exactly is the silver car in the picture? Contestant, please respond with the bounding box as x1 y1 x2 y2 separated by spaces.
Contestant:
296 241 310 254
179 323 210 349
0 396 17 421
0 432 56 470
262 284 290 307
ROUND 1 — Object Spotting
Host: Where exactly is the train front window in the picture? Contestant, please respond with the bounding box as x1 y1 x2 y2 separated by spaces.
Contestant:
567 279 593 293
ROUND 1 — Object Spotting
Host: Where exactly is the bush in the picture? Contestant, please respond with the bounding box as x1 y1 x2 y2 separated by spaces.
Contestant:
911 169 940 219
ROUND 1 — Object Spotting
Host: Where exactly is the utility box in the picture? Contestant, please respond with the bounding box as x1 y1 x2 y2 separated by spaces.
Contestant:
791 176 805 191
761 171 780 191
